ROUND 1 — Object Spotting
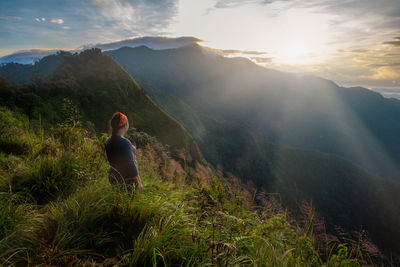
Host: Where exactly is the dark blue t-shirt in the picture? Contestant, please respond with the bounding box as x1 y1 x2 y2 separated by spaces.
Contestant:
105 135 139 179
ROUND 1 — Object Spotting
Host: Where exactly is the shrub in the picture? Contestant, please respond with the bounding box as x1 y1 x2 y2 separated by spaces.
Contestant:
0 107 30 155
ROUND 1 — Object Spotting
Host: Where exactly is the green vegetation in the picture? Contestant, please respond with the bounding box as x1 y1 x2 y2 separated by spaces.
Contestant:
136 65 400 261
1 48 396 263
1 48 396 262
139 77 400 261
0 49 197 155
0 50 67 85
0 107 360 266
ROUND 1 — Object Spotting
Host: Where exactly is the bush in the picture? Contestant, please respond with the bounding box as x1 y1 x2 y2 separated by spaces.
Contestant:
0 107 31 155
126 127 169 155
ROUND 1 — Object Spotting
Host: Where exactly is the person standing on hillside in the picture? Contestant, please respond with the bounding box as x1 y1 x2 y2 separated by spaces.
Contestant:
105 112 143 192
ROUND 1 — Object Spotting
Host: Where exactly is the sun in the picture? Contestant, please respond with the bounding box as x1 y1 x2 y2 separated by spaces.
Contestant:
272 41 325 65
270 23 330 66
265 7 334 66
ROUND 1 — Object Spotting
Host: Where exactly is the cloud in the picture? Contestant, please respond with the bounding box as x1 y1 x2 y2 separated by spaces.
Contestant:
212 0 400 89
367 62 400 68
200 46 269 57
50 18 64 24
34 17 65 26
0 16 22 21
338 48 370 53
371 88 400 100
221 49 267 55
384 53 400 56
383 42 400 47
34 17 65 25
254 36 400 89
214 0 276 8
34 17 46 22
350 49 369 53
333 46 400 86
89 0 179 35
250 56 274 63
213 0 400 40
382 36 400 46
365 66 400 80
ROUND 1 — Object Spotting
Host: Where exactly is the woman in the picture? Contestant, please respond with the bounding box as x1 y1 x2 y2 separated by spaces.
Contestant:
105 112 143 191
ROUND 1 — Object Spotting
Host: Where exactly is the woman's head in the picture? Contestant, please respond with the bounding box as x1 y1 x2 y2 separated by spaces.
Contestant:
110 112 129 135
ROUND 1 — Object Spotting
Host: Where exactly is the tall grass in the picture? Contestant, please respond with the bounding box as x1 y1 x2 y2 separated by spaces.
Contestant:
0 107 360 266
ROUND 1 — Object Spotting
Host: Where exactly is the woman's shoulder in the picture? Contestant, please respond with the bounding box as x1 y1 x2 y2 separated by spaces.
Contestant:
119 136 135 149
105 135 127 144
106 135 133 148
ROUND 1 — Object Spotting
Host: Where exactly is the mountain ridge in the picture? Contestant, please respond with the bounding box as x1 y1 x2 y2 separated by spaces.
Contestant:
104 45 400 181
138 78 400 256
0 48 201 159
1 47 400 258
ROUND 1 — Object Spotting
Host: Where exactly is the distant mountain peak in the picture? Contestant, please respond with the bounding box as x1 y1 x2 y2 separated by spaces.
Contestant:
87 36 203 51
0 36 203 65
116 45 153 52
0 48 77 65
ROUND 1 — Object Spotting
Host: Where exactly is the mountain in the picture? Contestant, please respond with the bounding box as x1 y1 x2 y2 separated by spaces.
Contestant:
1 47 400 257
371 88 400 100
0 51 69 84
89 36 202 52
105 44 400 182
0 36 201 65
0 49 72 65
139 80 400 256
0 48 199 157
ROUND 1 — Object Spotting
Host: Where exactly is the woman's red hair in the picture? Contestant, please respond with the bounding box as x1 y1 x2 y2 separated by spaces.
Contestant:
110 112 128 134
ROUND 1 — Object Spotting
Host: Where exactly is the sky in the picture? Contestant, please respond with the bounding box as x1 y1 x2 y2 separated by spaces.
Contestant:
1 0 400 91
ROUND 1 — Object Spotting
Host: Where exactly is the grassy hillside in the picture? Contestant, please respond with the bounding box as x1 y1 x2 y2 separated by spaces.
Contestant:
0 49 198 157
140 80 400 259
0 107 361 266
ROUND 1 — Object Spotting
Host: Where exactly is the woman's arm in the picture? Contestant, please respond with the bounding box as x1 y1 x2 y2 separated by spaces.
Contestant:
123 140 142 191
123 142 139 176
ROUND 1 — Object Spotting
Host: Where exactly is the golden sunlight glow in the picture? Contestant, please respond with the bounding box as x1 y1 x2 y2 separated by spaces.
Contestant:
267 8 333 65
272 41 325 65
367 66 400 80
172 4 335 66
